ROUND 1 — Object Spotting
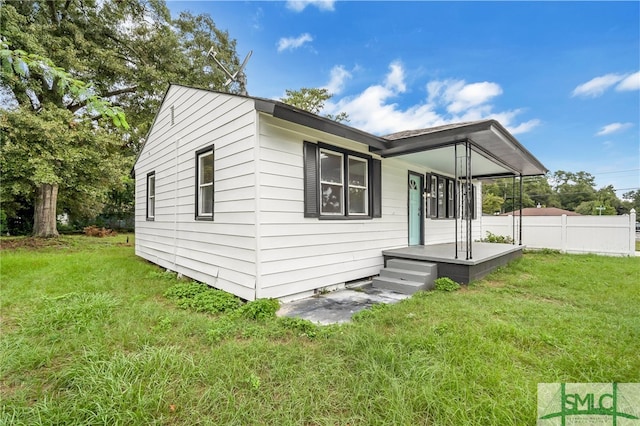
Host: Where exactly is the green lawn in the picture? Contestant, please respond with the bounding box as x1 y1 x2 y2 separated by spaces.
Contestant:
1 235 639 425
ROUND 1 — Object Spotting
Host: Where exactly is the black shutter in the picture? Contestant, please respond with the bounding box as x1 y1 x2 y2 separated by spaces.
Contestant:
371 159 382 218
303 141 319 218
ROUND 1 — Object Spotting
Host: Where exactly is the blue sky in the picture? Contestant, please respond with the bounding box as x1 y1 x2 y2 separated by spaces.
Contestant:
168 1 639 196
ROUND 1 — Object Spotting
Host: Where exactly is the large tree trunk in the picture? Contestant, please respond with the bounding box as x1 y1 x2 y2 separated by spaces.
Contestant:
33 183 59 238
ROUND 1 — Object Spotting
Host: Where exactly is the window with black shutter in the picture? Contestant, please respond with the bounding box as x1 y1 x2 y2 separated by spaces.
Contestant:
303 141 381 219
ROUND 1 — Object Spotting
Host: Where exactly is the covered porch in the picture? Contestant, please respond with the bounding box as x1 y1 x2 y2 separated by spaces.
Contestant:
371 119 547 288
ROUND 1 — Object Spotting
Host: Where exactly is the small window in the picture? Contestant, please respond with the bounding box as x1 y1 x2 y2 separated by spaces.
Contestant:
437 177 446 218
461 183 477 220
195 145 214 220
146 172 155 220
348 157 368 215
320 149 344 215
447 180 455 218
429 175 437 218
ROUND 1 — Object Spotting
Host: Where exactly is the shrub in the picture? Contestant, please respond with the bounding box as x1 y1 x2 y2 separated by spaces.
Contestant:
434 277 461 292
83 225 117 237
184 290 241 314
163 282 208 300
479 231 514 244
0 209 7 235
236 298 280 321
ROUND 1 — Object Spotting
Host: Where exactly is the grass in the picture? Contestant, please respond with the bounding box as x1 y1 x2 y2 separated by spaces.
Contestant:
1 235 639 425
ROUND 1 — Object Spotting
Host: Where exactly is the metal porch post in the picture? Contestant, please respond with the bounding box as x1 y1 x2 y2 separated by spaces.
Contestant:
454 143 458 259
466 139 472 260
511 176 516 245
519 174 523 245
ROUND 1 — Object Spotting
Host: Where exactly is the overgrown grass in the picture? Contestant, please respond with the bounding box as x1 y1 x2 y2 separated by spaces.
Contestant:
1 235 638 425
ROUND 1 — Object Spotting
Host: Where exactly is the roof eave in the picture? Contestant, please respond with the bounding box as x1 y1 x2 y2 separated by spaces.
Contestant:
372 119 548 177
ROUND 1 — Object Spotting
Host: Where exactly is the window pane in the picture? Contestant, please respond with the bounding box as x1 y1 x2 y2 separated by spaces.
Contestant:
321 183 343 214
349 187 367 214
448 180 454 218
320 151 343 184
148 198 155 217
200 185 213 214
200 152 214 184
437 178 445 218
148 176 155 196
348 158 367 187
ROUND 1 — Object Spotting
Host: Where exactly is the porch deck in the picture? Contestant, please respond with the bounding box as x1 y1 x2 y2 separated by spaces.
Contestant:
382 242 524 284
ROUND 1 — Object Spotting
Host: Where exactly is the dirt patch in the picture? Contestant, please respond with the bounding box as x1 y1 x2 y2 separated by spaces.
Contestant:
480 280 506 288
0 237 70 251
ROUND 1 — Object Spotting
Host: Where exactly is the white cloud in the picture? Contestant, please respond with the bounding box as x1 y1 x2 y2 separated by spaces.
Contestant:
616 71 640 92
428 80 503 114
277 33 313 52
507 119 542 135
321 62 539 136
286 0 335 12
384 61 406 93
572 73 625 97
323 65 352 95
596 122 633 136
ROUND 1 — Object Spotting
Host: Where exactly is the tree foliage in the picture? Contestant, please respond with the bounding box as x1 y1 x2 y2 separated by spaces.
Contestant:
482 172 632 215
281 87 349 122
0 0 242 235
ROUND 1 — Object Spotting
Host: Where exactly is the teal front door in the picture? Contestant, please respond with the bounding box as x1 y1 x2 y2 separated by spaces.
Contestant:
408 172 423 246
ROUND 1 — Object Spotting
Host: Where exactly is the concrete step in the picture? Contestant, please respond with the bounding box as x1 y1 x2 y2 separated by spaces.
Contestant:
371 276 434 294
380 267 431 284
387 258 438 275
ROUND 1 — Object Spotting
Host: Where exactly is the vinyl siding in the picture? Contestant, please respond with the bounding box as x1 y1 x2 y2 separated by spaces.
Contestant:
254 115 478 300
134 86 258 300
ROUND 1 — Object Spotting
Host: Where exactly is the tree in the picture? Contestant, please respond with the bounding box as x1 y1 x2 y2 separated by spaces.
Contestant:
1 105 127 236
281 88 349 122
1 0 242 236
551 170 597 211
575 201 616 215
1 44 129 237
622 190 640 212
482 193 504 215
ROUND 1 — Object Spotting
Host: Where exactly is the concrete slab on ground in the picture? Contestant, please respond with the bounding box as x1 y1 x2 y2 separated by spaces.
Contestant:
276 283 410 325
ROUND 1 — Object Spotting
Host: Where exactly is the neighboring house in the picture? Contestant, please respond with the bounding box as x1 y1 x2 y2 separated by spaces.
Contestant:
133 84 547 301
501 207 582 216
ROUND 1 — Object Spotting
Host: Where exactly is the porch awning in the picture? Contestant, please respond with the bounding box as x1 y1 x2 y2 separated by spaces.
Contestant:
374 120 548 178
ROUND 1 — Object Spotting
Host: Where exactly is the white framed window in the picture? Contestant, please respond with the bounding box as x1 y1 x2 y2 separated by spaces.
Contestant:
348 157 368 215
146 172 155 220
437 177 446 218
320 149 344 215
196 145 214 220
304 142 380 219
447 180 455 218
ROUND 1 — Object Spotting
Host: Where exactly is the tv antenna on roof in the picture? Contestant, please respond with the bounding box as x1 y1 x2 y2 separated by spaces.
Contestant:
207 47 252 96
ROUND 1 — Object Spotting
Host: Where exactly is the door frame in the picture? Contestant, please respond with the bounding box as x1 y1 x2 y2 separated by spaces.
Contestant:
407 171 424 246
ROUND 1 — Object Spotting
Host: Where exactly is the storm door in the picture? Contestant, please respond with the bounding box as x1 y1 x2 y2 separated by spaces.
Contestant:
408 172 424 246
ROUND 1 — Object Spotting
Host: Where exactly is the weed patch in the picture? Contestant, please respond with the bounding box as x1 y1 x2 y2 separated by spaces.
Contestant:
434 277 461 292
235 298 280 321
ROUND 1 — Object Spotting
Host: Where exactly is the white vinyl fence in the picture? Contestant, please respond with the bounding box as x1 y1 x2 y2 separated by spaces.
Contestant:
481 210 637 256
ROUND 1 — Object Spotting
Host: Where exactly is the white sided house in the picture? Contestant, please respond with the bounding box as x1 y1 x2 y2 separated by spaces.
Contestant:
133 84 547 301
